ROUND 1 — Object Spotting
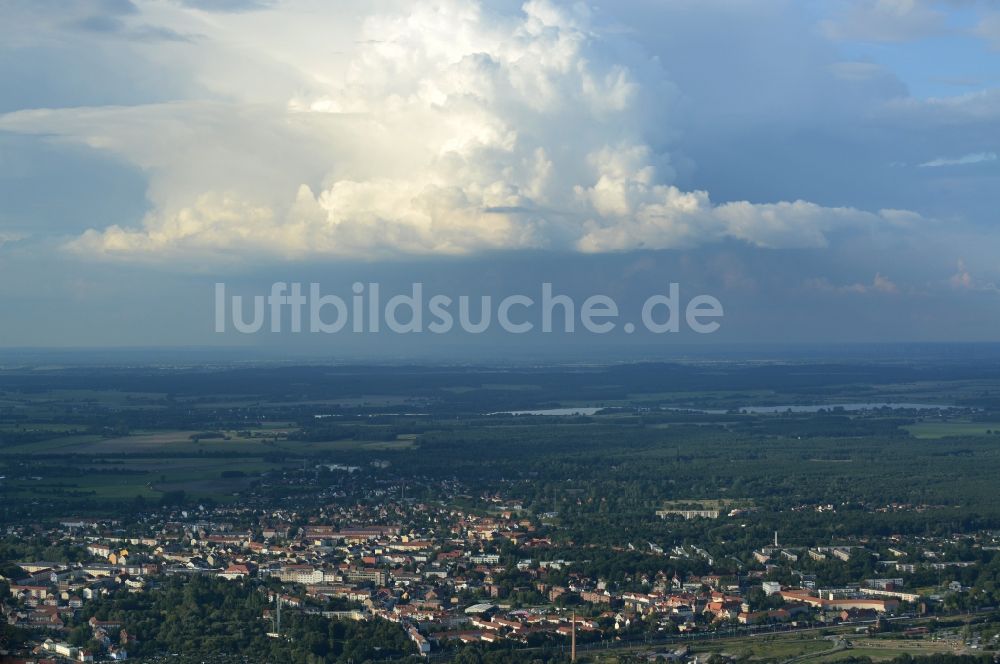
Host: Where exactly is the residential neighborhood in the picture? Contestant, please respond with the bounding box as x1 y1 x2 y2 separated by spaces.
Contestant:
4 488 997 662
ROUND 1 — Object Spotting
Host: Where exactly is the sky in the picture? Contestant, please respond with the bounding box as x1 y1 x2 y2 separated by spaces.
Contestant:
0 0 999 356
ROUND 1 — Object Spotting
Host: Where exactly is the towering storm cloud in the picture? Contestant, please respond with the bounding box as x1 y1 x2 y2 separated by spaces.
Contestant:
0 0 925 262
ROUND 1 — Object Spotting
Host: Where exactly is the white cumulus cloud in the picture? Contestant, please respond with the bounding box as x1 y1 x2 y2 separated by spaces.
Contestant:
0 0 924 264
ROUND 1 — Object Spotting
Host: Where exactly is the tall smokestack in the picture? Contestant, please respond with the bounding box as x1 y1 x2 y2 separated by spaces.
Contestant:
571 612 577 662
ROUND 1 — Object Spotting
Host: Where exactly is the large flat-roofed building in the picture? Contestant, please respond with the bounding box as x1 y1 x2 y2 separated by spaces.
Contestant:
780 589 899 613
656 509 720 520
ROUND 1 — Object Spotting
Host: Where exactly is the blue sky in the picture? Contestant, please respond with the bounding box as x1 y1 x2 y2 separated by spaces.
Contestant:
0 0 998 351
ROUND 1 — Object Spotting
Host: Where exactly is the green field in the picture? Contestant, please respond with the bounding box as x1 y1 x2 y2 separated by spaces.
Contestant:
695 635 836 661
587 631 965 664
0 420 418 504
904 421 1000 439
0 455 292 501
813 639 962 663
0 428 419 456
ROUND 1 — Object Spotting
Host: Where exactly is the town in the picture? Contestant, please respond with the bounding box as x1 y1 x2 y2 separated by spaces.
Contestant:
2 361 1000 663
3 480 1000 662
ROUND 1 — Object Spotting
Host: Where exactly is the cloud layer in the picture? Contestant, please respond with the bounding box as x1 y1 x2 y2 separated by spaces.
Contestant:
0 0 928 263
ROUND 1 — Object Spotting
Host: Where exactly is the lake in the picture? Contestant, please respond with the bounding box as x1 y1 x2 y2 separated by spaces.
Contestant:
490 407 604 416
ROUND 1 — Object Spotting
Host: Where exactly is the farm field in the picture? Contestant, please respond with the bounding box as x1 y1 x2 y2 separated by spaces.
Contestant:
0 455 293 502
904 421 1000 439
587 631 966 664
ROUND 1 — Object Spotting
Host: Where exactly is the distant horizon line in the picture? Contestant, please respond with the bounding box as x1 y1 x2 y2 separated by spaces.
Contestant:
3 340 1000 368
